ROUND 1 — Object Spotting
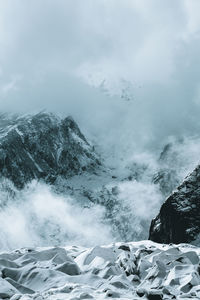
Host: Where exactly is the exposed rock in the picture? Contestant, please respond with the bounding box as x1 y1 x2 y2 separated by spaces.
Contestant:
149 164 200 245
0 112 101 188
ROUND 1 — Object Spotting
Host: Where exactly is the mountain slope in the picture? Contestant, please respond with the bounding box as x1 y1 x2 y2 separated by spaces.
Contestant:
149 164 200 245
0 112 161 245
0 112 101 188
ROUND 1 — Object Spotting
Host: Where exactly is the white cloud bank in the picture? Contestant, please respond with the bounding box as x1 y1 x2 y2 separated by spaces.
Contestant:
0 182 113 250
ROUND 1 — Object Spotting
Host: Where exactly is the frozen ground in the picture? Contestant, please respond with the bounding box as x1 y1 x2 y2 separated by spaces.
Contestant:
0 241 200 299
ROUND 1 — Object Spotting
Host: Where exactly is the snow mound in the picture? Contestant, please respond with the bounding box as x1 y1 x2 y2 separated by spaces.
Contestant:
0 241 199 299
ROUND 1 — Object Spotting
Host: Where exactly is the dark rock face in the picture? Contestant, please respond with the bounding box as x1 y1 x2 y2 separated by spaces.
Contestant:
0 112 101 188
149 164 200 245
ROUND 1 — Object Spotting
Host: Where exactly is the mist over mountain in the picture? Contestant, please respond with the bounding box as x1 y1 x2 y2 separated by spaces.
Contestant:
1 0 200 161
0 112 161 249
0 111 199 252
1 1 200 299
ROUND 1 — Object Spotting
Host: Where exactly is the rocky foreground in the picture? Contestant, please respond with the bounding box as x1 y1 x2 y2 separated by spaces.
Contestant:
0 241 200 299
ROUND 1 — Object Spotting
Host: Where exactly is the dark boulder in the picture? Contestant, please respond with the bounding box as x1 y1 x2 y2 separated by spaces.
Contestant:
149 164 200 245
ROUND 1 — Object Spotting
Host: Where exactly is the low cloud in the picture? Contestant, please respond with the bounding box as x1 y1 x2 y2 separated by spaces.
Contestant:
0 182 113 250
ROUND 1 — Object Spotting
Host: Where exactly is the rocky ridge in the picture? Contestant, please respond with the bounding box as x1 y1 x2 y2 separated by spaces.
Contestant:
0 112 101 188
149 163 200 245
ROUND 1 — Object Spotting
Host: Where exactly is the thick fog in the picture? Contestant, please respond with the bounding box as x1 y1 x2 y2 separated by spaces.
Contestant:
0 181 114 249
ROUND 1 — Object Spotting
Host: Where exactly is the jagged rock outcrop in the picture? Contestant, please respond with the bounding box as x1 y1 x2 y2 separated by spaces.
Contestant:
0 112 101 188
149 164 200 245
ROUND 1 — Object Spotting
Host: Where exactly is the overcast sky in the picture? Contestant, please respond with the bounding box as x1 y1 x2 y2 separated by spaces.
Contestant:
0 0 200 155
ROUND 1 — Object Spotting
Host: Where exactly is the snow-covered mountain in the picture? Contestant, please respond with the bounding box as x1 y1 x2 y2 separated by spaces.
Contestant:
1 112 200 247
0 112 101 188
1 112 199 248
0 112 162 245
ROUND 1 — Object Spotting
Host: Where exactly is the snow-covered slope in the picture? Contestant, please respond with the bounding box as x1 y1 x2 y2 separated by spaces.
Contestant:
0 112 101 188
0 241 200 299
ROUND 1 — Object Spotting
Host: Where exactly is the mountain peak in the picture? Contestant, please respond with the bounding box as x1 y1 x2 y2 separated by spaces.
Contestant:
0 112 101 188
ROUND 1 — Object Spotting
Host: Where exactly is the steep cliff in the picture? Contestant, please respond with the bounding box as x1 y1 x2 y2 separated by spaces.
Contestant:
149 164 200 245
